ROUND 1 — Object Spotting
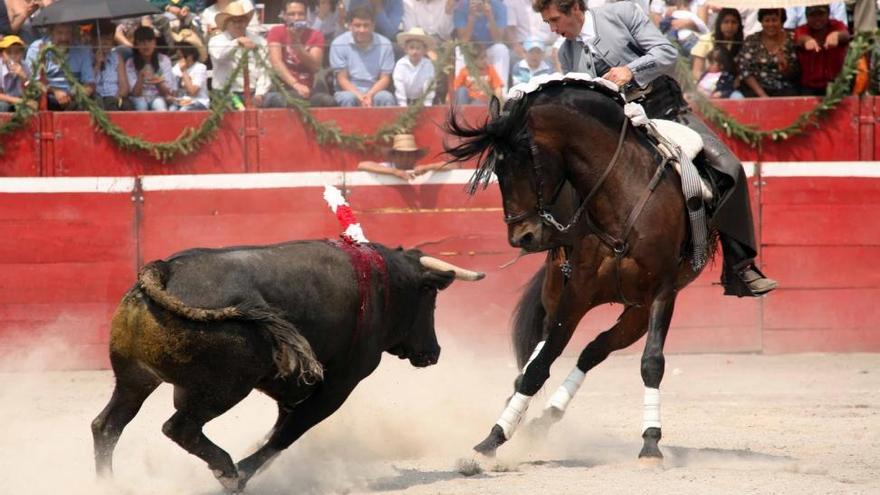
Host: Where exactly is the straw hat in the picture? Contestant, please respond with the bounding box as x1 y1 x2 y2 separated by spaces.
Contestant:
382 134 428 166
396 27 436 51
215 1 255 32
172 28 208 63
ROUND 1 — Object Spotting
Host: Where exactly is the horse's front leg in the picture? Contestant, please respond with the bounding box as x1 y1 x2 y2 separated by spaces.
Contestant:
473 282 593 457
638 291 677 465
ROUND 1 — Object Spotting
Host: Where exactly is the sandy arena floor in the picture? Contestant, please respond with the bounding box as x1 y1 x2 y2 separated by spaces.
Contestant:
1 339 878 495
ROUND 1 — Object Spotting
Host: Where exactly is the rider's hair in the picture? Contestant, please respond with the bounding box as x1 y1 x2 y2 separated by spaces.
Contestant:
532 0 585 15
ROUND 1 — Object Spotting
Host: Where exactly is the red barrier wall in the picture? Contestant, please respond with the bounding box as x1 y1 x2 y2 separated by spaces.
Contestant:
1 98 879 368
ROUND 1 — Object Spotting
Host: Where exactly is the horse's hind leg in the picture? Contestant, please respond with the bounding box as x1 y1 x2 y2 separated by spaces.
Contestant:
526 305 650 435
162 384 252 492
638 292 677 464
92 353 162 478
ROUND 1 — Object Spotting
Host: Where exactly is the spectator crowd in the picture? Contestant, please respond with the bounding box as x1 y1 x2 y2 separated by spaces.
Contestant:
0 0 869 113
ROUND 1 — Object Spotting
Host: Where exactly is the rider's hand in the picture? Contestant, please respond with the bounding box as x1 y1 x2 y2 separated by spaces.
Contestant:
603 66 633 87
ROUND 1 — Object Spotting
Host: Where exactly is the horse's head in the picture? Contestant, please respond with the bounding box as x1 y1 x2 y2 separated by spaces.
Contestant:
445 97 571 252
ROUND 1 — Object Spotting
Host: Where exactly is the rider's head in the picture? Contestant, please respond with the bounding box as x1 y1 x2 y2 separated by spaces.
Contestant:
533 0 586 41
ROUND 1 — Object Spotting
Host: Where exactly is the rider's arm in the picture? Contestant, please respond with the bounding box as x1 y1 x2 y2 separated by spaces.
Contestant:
615 2 678 88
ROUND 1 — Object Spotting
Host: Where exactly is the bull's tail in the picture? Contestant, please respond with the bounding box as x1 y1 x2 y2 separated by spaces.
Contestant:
137 261 323 383
512 268 546 369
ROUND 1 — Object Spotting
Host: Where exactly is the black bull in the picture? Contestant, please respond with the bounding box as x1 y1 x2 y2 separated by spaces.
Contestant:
91 240 483 492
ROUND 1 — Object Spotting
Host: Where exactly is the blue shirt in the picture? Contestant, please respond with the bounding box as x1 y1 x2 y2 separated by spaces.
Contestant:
453 0 507 43
25 38 95 92
347 0 403 40
95 48 123 98
330 31 395 93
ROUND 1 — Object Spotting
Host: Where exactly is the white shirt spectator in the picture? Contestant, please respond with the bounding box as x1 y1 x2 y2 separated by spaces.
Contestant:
392 55 435 105
402 0 455 41
784 3 847 29
201 0 259 36
172 61 210 108
208 32 271 96
506 0 557 46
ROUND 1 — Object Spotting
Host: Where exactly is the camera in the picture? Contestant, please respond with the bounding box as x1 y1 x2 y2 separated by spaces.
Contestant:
287 20 309 30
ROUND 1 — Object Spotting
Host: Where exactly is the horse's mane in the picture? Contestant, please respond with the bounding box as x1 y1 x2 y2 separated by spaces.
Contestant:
444 80 628 194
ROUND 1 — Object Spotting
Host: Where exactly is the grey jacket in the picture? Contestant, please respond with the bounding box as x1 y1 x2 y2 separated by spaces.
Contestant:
558 2 677 88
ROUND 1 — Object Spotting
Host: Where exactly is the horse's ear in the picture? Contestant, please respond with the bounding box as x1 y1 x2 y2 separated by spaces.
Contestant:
489 96 502 120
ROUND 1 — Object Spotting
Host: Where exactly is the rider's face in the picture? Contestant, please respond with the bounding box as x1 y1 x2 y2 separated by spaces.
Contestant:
541 3 585 41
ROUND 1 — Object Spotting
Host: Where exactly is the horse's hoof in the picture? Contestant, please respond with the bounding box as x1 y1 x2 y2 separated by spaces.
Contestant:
522 407 563 441
213 469 244 493
636 456 664 470
473 424 506 457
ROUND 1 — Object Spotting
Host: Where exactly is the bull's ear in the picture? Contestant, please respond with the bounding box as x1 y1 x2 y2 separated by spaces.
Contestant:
422 270 455 291
489 96 502 120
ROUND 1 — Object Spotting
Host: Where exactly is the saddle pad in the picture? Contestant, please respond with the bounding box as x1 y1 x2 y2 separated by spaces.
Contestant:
650 119 703 162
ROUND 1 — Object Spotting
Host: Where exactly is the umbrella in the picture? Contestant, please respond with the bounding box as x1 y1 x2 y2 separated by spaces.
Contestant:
31 0 161 27
707 0 833 7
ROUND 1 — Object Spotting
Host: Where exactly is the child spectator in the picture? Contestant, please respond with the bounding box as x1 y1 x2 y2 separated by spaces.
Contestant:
393 27 436 106
121 26 175 111
697 48 739 99
453 43 503 105
171 41 210 110
93 22 132 111
659 0 708 54
357 133 456 181
0 35 29 112
511 37 551 86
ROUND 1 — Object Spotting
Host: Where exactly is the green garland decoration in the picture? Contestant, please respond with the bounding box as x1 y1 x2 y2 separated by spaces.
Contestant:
0 34 874 159
683 31 873 147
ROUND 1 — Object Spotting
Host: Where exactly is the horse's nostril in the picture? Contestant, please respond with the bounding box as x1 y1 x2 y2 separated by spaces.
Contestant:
519 232 535 247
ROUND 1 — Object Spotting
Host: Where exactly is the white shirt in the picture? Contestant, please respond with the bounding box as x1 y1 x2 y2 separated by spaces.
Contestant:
172 61 210 108
402 0 455 41
208 32 271 96
505 0 557 46
393 55 435 106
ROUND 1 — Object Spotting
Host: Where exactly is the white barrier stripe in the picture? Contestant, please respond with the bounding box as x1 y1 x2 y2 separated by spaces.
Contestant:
0 177 135 193
760 162 880 178
2 163 880 193
642 387 661 434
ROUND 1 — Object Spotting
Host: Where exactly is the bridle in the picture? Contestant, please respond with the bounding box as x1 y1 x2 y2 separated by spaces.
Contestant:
501 110 671 306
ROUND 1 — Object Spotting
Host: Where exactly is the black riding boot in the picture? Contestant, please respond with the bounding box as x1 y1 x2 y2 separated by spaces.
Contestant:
720 236 778 297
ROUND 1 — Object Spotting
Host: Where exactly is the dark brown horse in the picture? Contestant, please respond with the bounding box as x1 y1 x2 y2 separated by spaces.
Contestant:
446 80 716 464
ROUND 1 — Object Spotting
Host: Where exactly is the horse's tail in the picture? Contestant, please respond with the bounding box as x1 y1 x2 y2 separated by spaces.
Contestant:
513 267 546 369
137 261 323 383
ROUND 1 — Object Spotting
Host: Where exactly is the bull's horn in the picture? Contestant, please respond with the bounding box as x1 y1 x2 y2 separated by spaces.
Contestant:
420 256 486 281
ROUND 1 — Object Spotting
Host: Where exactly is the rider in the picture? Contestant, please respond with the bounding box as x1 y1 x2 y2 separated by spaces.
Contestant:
534 0 777 297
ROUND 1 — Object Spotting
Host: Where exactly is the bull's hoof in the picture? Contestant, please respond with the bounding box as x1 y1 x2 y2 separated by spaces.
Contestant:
213 469 244 493
473 424 506 457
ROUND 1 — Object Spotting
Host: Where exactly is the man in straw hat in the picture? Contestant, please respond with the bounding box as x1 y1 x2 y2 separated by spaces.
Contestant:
393 27 436 106
357 133 457 180
208 1 271 106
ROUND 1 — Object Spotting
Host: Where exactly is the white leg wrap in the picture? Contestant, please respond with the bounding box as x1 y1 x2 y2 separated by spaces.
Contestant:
547 366 586 411
496 392 532 439
642 387 661 434
523 341 545 371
